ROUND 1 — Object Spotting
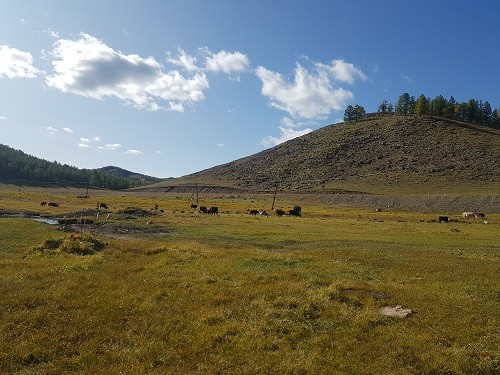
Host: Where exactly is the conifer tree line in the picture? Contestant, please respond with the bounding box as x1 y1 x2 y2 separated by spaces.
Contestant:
0 144 143 189
344 93 500 128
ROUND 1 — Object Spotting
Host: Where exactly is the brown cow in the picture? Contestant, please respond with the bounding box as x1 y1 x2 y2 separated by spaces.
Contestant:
198 206 208 214
248 209 259 215
275 209 286 217
40 201 47 206
48 202 59 207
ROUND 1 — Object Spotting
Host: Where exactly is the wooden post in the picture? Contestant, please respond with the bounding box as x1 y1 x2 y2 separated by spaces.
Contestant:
271 183 278 211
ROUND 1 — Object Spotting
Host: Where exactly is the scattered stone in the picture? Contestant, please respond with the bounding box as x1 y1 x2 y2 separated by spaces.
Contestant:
379 305 413 318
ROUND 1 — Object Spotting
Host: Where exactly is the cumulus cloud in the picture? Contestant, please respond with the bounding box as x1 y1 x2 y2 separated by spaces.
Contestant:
0 116 7 120
63 127 74 133
46 33 209 111
0 45 43 79
204 49 250 74
166 48 199 72
78 136 123 151
255 63 356 119
318 59 367 84
126 149 142 155
98 143 121 151
46 126 58 134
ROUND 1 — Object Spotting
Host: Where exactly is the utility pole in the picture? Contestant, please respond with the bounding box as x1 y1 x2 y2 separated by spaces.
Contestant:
196 182 199 203
271 182 278 211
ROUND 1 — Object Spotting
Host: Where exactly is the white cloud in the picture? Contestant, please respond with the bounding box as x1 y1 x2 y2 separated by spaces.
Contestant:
204 49 250 74
155 150 162 154
63 127 74 133
401 74 413 82
20 19 29 23
255 63 355 119
318 59 367 84
126 149 142 155
46 126 58 134
46 33 209 111
80 136 102 145
166 48 199 72
168 101 185 112
98 143 121 151
261 126 312 147
217 143 225 147
0 45 43 79
0 116 7 120
46 28 59 38
78 143 91 148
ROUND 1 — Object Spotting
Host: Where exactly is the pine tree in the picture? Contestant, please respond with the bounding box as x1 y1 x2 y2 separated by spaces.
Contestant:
343 105 356 121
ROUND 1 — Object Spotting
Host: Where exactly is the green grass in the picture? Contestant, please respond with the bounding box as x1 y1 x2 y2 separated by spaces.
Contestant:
0 187 499 374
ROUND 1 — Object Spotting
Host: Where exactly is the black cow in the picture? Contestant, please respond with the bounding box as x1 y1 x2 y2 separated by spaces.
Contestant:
40 201 47 206
293 206 302 212
208 206 219 215
190 204 198 209
198 206 208 214
288 209 301 217
248 209 259 215
99 202 108 209
48 202 59 207
438 216 449 223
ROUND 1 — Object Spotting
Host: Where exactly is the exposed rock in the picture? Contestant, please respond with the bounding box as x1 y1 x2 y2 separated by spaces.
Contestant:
379 305 413 318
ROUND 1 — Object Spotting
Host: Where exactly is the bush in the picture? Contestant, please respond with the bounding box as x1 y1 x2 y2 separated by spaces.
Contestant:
34 234 105 255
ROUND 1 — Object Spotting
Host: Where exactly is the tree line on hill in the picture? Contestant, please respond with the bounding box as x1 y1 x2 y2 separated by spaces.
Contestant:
344 93 500 128
0 144 142 189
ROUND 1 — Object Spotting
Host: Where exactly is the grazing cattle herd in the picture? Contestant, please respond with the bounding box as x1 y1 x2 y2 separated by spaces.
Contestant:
36 196 490 228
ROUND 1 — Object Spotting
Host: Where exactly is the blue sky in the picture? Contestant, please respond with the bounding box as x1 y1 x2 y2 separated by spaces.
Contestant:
1 1 499 178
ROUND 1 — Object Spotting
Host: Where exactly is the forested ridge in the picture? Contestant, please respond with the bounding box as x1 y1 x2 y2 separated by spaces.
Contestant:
345 92 500 128
0 144 145 189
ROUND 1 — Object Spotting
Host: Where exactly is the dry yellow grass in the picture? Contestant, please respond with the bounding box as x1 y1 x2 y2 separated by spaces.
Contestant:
0 185 499 374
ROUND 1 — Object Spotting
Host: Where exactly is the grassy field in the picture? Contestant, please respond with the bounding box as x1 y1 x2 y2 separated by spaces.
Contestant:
0 185 499 374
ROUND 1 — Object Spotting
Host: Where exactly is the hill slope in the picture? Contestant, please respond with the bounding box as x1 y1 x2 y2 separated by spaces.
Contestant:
166 116 500 194
97 166 161 185
0 144 157 189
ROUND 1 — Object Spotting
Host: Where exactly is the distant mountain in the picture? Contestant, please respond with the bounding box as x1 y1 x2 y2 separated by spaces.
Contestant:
0 144 158 189
154 115 500 194
97 166 161 184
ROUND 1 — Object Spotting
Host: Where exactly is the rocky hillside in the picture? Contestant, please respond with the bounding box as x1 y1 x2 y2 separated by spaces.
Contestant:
166 116 500 194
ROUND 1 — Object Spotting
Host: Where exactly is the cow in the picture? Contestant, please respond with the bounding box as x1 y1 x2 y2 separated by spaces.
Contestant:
190 204 198 209
462 211 475 218
439 216 449 223
275 209 286 217
198 206 208 214
40 201 47 206
288 209 301 217
474 212 485 219
207 206 219 215
248 209 259 215
48 202 59 207
293 206 302 212
99 202 108 209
